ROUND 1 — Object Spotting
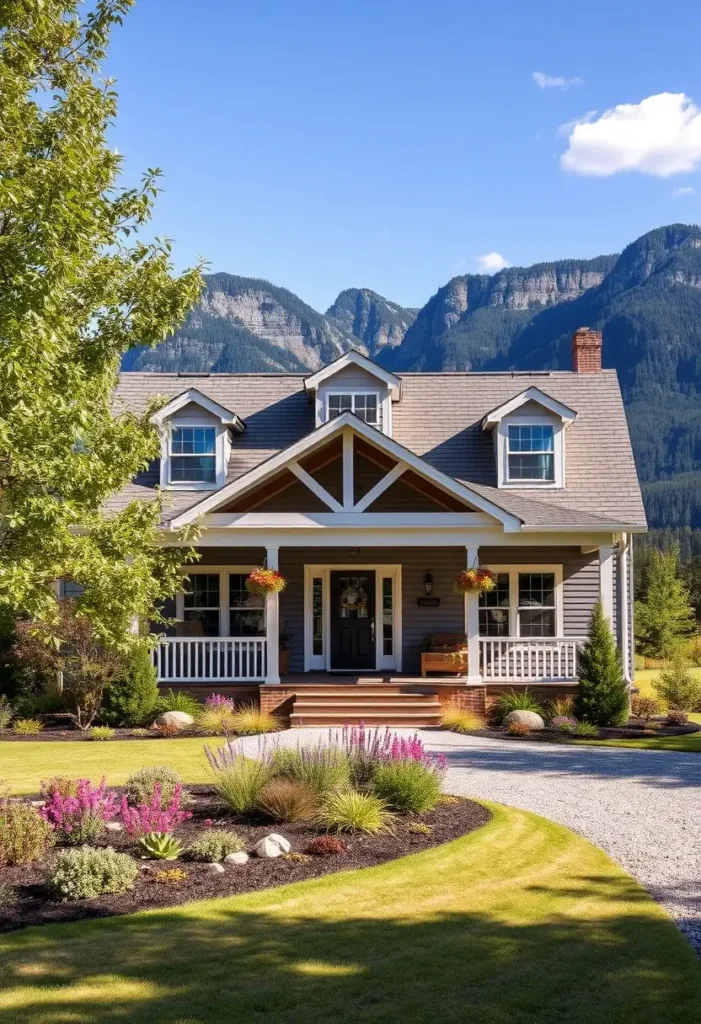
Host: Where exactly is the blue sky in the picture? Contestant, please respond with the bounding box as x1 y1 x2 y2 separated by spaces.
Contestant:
107 0 701 311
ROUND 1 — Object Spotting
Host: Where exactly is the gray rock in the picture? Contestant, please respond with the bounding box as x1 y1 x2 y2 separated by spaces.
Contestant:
266 832 291 853
224 851 249 866
504 710 545 730
204 862 226 875
105 822 124 832
153 710 195 729
254 836 284 859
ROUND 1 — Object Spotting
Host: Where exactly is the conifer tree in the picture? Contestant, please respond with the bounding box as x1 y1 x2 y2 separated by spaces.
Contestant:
574 601 629 726
635 548 695 660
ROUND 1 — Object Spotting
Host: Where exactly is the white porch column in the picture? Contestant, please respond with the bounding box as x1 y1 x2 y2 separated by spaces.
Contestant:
599 542 615 631
465 544 481 683
264 546 280 684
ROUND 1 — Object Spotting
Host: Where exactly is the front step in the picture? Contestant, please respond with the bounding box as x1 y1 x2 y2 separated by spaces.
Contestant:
289 687 443 728
290 711 442 727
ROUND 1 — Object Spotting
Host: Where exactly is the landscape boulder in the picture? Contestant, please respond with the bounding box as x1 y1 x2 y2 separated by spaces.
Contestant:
254 834 291 858
224 851 250 866
204 862 226 875
503 710 545 731
153 710 194 730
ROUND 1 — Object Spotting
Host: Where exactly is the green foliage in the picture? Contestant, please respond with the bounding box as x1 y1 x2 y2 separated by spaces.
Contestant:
0 0 201 646
493 690 544 724
572 722 599 738
124 766 182 809
101 647 159 727
574 601 629 726
0 696 12 730
630 695 661 722
90 726 115 741
186 829 244 862
137 831 183 861
155 689 202 719
653 659 701 712
257 779 318 823
12 718 43 735
545 696 576 720
271 744 350 797
230 704 280 736
371 760 442 814
47 846 137 901
0 802 54 865
321 790 394 835
211 757 274 815
636 549 695 659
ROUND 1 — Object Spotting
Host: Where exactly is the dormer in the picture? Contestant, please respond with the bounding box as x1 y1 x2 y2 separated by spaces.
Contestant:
150 389 245 490
304 351 402 437
481 387 576 490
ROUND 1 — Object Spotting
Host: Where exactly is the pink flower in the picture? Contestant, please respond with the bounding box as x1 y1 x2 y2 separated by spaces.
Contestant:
120 782 192 838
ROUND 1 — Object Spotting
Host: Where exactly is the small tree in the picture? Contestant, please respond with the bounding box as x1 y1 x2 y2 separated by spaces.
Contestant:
574 601 629 726
12 601 121 730
635 548 695 660
101 647 159 727
652 658 701 712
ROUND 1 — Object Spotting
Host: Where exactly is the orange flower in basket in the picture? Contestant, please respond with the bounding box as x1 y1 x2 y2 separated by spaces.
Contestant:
453 568 496 594
245 568 287 596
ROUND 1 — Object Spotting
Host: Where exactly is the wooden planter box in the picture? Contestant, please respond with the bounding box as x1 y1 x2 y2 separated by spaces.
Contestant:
420 651 467 677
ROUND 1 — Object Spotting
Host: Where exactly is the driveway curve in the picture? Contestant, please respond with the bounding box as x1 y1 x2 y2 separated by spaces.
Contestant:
238 728 701 951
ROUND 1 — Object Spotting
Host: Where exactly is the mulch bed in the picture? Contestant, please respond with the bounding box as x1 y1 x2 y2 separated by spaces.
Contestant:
0 728 164 743
454 721 701 742
0 789 490 932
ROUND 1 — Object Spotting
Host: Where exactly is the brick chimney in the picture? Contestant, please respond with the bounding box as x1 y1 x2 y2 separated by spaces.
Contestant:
571 327 602 373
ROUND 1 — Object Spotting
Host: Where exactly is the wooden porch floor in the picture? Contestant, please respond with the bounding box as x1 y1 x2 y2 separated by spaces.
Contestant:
279 673 470 686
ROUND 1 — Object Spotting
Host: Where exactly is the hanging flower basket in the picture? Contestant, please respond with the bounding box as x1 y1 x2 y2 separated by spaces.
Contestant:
245 568 287 596
453 568 496 595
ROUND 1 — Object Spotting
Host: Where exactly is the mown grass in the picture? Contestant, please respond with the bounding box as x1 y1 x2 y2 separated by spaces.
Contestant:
0 802 699 1023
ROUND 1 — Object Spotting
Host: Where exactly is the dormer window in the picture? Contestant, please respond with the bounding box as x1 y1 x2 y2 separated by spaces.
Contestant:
507 424 555 482
327 393 379 426
170 426 217 484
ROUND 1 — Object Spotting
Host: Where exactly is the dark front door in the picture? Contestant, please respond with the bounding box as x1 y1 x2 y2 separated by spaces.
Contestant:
330 571 376 670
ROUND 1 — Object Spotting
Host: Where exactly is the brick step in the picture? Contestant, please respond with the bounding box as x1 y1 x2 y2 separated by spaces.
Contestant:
290 711 442 728
284 688 439 697
293 700 442 713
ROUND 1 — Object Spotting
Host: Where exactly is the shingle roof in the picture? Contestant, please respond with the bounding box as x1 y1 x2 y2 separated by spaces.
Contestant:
111 369 646 530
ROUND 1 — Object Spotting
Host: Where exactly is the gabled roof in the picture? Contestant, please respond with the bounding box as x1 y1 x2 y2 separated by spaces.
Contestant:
150 388 246 432
304 351 402 400
166 411 522 531
481 386 577 430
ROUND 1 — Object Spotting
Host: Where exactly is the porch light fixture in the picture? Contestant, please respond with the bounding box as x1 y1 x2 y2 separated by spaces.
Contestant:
424 572 434 596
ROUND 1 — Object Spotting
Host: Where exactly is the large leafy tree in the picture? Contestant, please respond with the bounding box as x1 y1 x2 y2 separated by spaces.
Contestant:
0 0 202 648
635 548 695 660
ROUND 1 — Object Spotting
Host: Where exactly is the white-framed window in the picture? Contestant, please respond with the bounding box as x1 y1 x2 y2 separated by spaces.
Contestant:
170 426 217 484
327 393 379 426
479 566 563 638
506 424 554 482
176 567 264 637
182 572 221 636
228 573 265 637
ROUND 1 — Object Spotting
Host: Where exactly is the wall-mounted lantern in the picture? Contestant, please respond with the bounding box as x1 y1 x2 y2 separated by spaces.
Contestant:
424 572 434 596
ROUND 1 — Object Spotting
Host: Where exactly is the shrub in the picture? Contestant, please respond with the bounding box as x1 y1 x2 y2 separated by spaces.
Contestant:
272 742 350 797
120 783 191 837
90 726 115 741
667 709 689 726
549 715 578 734
257 779 318 822
40 777 78 801
0 697 12 730
187 829 245 862
652 659 701 713
493 690 544 724
546 696 575 720
154 868 187 885
40 778 118 844
101 647 159 727
573 722 599 738
137 831 183 860
630 695 661 722
440 705 486 734
0 881 17 907
13 718 43 735
321 790 394 835
206 747 274 814
124 766 182 809
372 759 442 813
0 803 54 865
152 721 181 738
197 705 238 736
505 721 531 737
47 846 138 901
305 834 346 856
407 821 433 835
230 703 279 736
155 688 201 719
574 601 629 726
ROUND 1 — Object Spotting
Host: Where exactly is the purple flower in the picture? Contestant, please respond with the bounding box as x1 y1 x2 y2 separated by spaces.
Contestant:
205 693 234 709
120 782 192 837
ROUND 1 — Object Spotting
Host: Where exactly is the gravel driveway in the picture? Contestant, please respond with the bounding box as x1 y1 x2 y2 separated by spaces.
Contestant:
238 728 701 951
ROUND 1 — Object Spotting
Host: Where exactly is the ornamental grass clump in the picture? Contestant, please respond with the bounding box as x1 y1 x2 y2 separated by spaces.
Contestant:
0 803 54 865
546 695 576 720
40 778 118 845
47 847 138 901
339 725 443 788
549 715 578 734
154 688 201 719
371 758 443 814
197 704 238 736
441 705 486 734
257 779 318 822
322 790 394 835
229 703 279 736
187 829 245 862
124 766 182 809
206 744 274 814
90 726 115 741
271 741 350 797
120 783 191 838
494 690 544 724
573 722 599 738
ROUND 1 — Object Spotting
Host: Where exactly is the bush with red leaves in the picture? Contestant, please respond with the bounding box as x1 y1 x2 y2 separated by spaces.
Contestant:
305 835 347 856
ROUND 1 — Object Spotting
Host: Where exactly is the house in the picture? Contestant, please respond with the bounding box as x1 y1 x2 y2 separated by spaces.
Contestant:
111 326 646 725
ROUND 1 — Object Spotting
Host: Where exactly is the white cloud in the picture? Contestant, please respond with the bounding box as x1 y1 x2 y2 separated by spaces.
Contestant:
558 111 597 138
671 186 695 198
561 92 701 177
476 252 509 274
533 71 584 90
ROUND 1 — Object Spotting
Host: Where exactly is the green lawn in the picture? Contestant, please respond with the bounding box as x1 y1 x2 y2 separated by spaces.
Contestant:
0 737 214 794
0 802 699 1023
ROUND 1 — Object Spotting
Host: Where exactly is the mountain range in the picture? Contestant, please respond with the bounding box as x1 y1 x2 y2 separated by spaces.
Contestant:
125 223 701 548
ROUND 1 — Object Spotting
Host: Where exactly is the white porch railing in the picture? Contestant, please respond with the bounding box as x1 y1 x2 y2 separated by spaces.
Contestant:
153 638 267 683
479 637 585 683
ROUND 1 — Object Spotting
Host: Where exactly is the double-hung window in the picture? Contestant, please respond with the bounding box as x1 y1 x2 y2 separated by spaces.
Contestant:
229 573 265 637
517 572 556 637
478 569 559 638
327 393 379 426
170 426 217 484
507 424 554 482
183 574 220 636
